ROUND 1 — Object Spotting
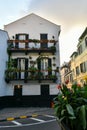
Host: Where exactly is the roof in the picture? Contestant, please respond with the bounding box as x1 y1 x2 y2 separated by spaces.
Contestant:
4 13 60 28
79 27 87 40
70 51 78 58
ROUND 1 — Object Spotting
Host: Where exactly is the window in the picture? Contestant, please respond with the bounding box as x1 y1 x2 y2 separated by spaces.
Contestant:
19 35 26 40
41 59 48 70
85 61 87 72
76 66 80 75
40 34 48 48
80 62 86 73
85 37 87 47
78 45 82 54
70 74 73 82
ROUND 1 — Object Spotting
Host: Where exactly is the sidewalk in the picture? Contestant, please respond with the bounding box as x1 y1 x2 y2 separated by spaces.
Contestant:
0 107 55 121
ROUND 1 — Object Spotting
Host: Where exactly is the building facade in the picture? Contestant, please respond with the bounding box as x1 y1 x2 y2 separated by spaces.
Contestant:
70 27 87 86
0 30 9 106
61 27 87 87
4 13 61 107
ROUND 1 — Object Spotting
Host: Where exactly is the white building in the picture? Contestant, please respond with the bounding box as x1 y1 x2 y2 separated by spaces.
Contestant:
4 13 61 107
0 30 9 107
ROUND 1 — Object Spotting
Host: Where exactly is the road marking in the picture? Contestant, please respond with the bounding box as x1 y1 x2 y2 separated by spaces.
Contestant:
7 117 14 121
32 114 38 117
31 117 45 122
44 115 56 118
20 116 27 119
0 119 56 128
11 120 22 126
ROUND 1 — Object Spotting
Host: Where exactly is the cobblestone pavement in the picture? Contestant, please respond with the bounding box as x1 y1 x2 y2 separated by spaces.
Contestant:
0 107 55 120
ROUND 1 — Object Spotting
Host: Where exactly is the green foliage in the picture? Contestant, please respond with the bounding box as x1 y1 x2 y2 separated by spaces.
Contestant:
54 84 87 130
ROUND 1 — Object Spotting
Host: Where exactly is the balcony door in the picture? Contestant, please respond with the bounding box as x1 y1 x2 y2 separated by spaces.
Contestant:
38 58 52 78
40 34 48 48
41 58 48 77
15 34 29 49
17 58 28 79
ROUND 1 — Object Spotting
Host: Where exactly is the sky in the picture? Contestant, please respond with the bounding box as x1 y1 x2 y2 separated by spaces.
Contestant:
0 0 87 65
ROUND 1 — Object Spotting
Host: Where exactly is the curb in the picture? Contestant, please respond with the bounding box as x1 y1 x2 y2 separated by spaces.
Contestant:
0 108 54 122
0 113 39 122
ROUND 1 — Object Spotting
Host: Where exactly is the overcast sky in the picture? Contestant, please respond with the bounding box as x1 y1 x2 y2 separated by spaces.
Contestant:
0 0 87 65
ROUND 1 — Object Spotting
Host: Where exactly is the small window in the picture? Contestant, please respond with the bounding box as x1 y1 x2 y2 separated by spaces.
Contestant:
78 45 82 54
76 66 80 75
85 37 87 47
80 62 86 73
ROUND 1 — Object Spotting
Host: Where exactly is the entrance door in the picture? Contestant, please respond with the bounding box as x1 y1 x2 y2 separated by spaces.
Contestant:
14 85 22 98
41 84 49 96
14 85 22 106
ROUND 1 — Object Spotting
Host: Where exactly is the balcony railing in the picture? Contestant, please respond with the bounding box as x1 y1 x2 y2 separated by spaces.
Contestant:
7 39 57 43
7 39 56 54
7 46 56 54
5 69 57 83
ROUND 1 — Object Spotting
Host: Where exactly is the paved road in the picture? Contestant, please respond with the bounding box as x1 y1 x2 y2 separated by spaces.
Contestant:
0 114 61 130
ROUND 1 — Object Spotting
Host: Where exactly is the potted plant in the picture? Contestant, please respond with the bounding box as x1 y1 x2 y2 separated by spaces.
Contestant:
53 84 87 130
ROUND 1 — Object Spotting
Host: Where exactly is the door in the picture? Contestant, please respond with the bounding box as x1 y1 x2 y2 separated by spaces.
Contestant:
40 34 48 48
41 58 48 77
41 84 49 96
14 85 22 97
17 58 28 79
14 85 22 105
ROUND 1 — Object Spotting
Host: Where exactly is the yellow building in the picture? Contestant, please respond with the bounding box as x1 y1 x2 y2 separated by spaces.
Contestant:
61 27 87 87
70 27 87 86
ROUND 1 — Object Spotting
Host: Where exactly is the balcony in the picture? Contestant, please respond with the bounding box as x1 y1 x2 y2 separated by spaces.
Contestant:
7 39 57 54
5 69 57 83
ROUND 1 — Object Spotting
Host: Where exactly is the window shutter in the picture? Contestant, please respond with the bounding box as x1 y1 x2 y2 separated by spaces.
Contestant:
14 59 17 68
38 60 41 70
26 34 29 40
25 59 28 70
48 58 52 75
25 34 29 48
15 34 19 48
25 59 28 79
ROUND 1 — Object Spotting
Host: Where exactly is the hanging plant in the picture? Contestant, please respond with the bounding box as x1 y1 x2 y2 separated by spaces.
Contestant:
53 63 56 66
53 57 56 60
29 56 32 59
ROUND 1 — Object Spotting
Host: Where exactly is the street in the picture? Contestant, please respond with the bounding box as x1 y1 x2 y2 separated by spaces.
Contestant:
0 115 61 130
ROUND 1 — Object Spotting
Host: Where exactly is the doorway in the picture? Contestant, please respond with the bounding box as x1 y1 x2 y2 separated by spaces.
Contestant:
41 84 49 96
14 85 22 104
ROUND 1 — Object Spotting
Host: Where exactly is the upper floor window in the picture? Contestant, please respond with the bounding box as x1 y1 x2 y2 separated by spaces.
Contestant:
19 35 26 40
80 62 86 73
78 45 82 54
76 66 80 75
70 73 73 82
85 37 87 47
15 34 29 40
40 34 48 48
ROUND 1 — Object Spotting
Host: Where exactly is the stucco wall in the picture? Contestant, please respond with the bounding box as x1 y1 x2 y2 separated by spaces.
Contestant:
0 30 8 96
4 14 61 96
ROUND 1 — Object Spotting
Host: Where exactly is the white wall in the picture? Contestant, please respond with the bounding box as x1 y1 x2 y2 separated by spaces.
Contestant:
0 30 8 96
23 84 40 95
4 14 60 41
50 84 59 95
4 14 61 96
4 13 61 77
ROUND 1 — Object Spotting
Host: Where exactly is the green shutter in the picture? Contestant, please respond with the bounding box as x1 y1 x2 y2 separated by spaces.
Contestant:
48 58 52 75
15 34 19 48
